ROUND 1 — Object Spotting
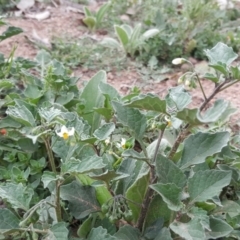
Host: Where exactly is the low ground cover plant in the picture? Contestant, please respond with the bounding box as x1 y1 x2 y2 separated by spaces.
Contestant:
0 19 240 239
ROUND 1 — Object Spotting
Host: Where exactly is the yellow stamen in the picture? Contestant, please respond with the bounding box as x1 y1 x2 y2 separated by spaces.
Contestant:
63 132 69 140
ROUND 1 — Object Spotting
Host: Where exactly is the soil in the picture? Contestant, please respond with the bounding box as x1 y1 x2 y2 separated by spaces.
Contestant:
0 1 240 129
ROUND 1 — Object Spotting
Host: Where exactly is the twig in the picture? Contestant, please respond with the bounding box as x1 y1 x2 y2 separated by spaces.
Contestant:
195 74 207 101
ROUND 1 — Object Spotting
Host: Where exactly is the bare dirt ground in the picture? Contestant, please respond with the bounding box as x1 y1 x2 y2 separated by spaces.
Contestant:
1 1 240 128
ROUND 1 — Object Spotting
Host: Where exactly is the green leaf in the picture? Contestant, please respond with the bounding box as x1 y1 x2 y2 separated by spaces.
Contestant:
42 171 57 188
112 101 147 140
130 23 142 43
84 6 92 17
93 123 115 140
188 170 231 203
209 63 228 76
46 222 69 240
0 183 34 211
170 218 206 240
156 155 186 188
0 80 13 91
114 25 129 47
99 82 120 100
61 156 106 174
206 216 233 239
0 208 20 234
190 207 210 231
150 183 182 211
60 181 100 219
101 37 121 49
230 66 240 79
114 225 141 240
7 105 36 127
204 42 238 66
166 85 191 111
56 92 75 105
204 73 219 83
144 218 164 239
96 3 110 24
146 139 169 159
88 227 117 240
213 200 240 218
176 99 229 125
145 195 172 228
24 85 42 99
0 26 23 41
154 227 172 240
142 28 160 41
126 172 149 222
77 215 92 238
83 16 96 30
80 70 106 134
180 132 230 169
0 116 21 128
38 107 62 123
35 49 52 65
125 94 167 113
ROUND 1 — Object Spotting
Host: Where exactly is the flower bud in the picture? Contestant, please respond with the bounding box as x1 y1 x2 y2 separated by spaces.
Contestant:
172 58 185 65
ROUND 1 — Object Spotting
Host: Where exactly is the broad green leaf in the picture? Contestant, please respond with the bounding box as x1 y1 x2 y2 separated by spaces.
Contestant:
60 181 100 219
130 23 142 43
24 85 42 99
0 116 21 128
35 49 51 65
38 107 62 123
114 25 129 47
101 37 121 49
230 66 240 79
0 208 20 234
126 172 149 222
77 215 92 238
0 80 13 91
112 101 147 140
83 17 96 30
125 94 167 113
204 73 219 83
180 132 230 169
94 108 112 121
145 195 172 228
99 82 120 100
0 26 23 41
46 222 69 240
188 170 231 203
121 24 133 36
7 105 36 127
88 227 117 240
61 156 106 174
154 227 172 240
170 218 205 240
166 85 191 111
190 207 210 231
142 28 160 41
96 3 110 24
206 216 233 239
146 139 169 159
95 185 112 205
150 183 182 211
209 63 228 75
93 123 115 140
41 171 57 188
204 42 238 66
0 183 34 211
177 100 229 125
144 218 164 239
156 155 186 188
213 200 240 218
114 225 141 240
56 92 75 105
80 70 106 134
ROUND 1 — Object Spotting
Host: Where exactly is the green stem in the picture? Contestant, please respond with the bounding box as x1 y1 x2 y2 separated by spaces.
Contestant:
196 74 207 101
55 179 62 222
218 79 239 92
44 138 57 174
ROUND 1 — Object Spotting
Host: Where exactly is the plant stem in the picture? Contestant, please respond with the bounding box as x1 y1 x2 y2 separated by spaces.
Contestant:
218 79 239 92
55 179 62 222
136 126 166 231
196 74 207 101
44 138 57 174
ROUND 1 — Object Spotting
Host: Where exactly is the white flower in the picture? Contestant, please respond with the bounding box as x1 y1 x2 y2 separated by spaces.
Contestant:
56 126 75 140
121 138 126 148
185 80 191 86
172 58 185 65
105 138 110 145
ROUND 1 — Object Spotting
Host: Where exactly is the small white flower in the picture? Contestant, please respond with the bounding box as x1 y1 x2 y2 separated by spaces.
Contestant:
56 126 75 140
105 138 110 145
172 58 185 65
185 80 191 86
121 138 126 148
178 77 183 84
